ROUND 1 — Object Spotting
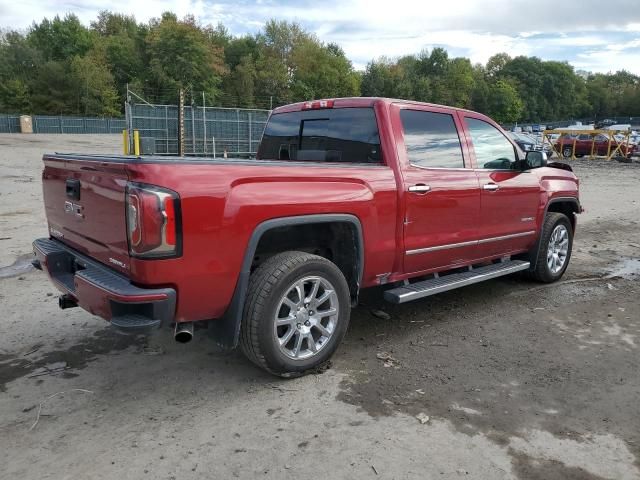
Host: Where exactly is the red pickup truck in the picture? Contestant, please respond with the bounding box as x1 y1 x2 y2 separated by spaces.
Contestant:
555 132 636 158
33 97 581 376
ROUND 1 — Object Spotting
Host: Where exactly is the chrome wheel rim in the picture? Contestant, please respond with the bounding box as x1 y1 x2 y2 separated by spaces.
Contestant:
563 148 572 158
547 225 569 274
274 276 339 360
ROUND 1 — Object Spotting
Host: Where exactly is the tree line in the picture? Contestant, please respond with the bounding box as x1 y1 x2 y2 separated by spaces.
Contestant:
1 11 639 123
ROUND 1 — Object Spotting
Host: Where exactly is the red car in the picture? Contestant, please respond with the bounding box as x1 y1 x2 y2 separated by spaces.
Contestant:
33 98 581 376
555 133 636 158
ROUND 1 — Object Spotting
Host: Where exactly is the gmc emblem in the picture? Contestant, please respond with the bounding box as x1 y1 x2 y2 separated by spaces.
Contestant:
64 201 84 218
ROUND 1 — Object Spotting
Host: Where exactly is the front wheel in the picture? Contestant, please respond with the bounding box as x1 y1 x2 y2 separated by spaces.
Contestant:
528 212 573 282
240 251 351 377
562 147 573 158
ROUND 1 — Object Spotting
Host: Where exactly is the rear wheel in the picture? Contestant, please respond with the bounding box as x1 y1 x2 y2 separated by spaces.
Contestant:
562 147 573 158
240 251 351 377
528 212 573 282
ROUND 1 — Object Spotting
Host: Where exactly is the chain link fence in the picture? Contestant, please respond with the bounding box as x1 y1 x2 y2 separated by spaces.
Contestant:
127 102 270 157
0 115 20 133
0 114 126 134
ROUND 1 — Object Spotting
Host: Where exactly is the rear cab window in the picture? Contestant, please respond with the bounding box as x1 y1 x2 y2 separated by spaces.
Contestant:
257 107 382 164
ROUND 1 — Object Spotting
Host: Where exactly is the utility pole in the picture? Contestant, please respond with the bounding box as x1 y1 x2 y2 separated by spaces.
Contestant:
178 88 185 157
125 83 132 154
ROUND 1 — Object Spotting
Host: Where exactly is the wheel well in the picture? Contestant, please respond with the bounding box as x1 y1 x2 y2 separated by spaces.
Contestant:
252 222 361 297
547 201 579 230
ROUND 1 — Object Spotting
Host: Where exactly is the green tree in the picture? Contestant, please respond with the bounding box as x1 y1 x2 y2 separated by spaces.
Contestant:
70 53 120 116
90 13 147 104
486 53 511 77
222 54 257 107
0 79 31 112
445 57 475 108
29 60 78 114
486 79 523 123
290 39 360 100
361 59 397 97
0 30 41 112
470 64 490 113
146 12 226 103
28 14 93 61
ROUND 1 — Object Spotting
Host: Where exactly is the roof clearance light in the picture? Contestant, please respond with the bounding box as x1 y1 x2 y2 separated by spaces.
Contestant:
302 100 334 110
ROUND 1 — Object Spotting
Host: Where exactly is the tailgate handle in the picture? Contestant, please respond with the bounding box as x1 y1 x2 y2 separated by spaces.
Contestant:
66 179 81 200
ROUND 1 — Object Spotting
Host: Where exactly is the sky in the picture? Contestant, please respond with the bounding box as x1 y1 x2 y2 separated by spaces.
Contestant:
1 0 640 74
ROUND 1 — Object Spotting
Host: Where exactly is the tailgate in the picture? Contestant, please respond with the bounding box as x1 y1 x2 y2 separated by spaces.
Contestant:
42 155 130 274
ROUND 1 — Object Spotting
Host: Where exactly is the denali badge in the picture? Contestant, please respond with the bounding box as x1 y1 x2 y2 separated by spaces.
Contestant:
49 227 64 238
109 257 128 269
64 201 84 218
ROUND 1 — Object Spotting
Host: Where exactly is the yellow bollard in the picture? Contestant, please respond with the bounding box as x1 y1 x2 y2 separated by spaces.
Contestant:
122 130 129 155
133 130 140 156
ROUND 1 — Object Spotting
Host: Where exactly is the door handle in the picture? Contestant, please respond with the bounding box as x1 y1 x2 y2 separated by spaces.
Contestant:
408 184 431 193
483 183 499 191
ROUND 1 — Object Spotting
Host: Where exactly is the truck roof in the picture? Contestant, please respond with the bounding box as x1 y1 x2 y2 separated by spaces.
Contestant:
271 97 479 115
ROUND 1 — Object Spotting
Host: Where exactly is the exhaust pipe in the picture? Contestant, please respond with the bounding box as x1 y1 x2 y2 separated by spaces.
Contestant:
174 322 194 343
59 294 78 309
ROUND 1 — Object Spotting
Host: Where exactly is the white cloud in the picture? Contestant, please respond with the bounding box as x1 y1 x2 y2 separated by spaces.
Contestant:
1 0 640 74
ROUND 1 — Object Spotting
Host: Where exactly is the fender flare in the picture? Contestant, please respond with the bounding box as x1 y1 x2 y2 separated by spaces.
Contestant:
529 196 581 269
208 214 364 349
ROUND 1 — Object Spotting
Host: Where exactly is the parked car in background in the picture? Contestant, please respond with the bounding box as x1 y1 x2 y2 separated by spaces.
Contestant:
509 132 554 157
606 124 632 132
596 119 616 129
509 132 535 151
33 97 581 376
555 133 637 158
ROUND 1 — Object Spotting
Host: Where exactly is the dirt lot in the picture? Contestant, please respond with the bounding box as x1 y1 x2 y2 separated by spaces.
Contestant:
1 134 639 480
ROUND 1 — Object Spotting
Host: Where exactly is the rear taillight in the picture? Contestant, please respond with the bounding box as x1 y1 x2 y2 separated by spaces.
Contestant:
125 183 181 258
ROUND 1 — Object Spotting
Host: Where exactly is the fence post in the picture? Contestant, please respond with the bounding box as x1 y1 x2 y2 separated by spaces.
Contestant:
133 130 140 156
178 89 185 157
165 106 169 154
202 92 207 155
191 103 196 155
248 112 252 156
237 109 240 154
59 116 63 134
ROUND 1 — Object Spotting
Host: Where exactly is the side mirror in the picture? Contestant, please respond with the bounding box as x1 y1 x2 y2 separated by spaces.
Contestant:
525 151 547 169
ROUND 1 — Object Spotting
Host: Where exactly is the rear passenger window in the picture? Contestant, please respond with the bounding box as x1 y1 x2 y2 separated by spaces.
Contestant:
258 108 382 164
400 110 464 169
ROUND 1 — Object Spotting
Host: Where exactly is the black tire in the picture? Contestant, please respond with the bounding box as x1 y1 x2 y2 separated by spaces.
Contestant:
240 251 351 377
562 147 573 158
528 212 573 283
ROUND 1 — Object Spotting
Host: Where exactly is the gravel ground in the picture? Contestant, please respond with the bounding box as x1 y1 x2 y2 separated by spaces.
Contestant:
0 134 639 480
